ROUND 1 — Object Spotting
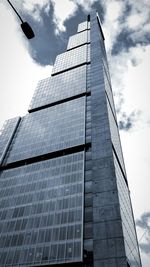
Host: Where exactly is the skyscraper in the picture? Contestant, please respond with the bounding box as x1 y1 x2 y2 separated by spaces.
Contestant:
0 10 142 267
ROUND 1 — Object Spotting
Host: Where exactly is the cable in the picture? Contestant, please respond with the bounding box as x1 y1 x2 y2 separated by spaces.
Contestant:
6 0 23 23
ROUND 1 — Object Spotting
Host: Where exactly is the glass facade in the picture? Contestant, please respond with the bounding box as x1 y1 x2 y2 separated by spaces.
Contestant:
4 97 85 164
113 152 141 266
67 30 90 50
0 118 20 165
29 65 87 111
52 44 90 75
77 21 90 33
90 11 141 267
106 96 126 176
0 12 141 267
103 66 117 120
0 152 84 266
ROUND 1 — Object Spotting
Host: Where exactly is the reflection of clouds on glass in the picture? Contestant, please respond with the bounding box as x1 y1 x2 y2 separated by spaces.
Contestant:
29 65 87 110
77 21 90 33
0 117 20 163
0 152 84 265
5 97 86 164
67 30 90 50
52 44 90 74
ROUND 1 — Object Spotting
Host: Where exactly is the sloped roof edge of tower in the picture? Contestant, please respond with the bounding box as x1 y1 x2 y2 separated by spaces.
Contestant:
88 10 105 40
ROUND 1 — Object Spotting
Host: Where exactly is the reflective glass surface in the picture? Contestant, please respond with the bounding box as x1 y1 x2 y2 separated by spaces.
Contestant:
0 152 84 266
29 65 87 111
67 31 90 50
103 70 116 120
52 44 90 74
77 21 90 33
5 97 86 164
113 152 141 266
0 118 20 164
87 64 91 91
106 97 126 175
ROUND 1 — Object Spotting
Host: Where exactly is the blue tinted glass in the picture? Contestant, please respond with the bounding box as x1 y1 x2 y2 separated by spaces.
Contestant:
29 65 87 111
103 70 116 119
67 31 90 50
52 44 90 74
0 117 20 165
106 98 126 175
77 21 90 32
0 152 84 265
5 97 86 164
113 152 141 266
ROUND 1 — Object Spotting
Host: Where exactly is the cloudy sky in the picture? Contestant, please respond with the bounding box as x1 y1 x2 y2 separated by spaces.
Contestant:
0 0 150 265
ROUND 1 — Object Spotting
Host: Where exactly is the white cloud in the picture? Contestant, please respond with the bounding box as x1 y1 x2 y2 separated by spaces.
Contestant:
51 0 97 35
1 1 150 266
101 0 150 129
125 0 150 43
73 0 97 11
101 0 126 51
108 44 150 126
101 0 150 52
16 0 51 23
106 0 123 21
52 0 77 34
127 14 145 29
24 1 51 22
0 2 52 128
122 45 150 123
22 0 50 10
8 0 96 35
127 0 150 28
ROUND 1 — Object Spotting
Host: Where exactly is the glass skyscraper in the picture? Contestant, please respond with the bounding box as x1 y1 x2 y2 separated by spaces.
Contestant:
0 11 142 267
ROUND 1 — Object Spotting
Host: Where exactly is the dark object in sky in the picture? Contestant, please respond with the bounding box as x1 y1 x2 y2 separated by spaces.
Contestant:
7 0 35 39
20 22 35 39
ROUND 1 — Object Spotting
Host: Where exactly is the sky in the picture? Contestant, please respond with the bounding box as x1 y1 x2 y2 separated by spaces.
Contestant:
0 0 150 265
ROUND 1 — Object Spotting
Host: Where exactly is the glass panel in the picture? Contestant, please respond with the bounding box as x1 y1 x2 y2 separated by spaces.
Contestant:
67 31 89 50
52 44 90 74
113 152 141 265
4 97 85 164
0 117 20 165
0 152 84 265
106 98 126 175
77 21 90 32
29 65 87 110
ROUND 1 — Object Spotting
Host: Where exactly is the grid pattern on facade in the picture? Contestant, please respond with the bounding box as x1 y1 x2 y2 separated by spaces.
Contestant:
113 152 141 266
86 64 91 91
0 12 142 267
4 97 86 164
106 97 126 176
0 152 84 266
0 118 19 164
29 65 87 111
77 21 90 33
103 69 116 120
52 44 90 75
67 30 90 50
